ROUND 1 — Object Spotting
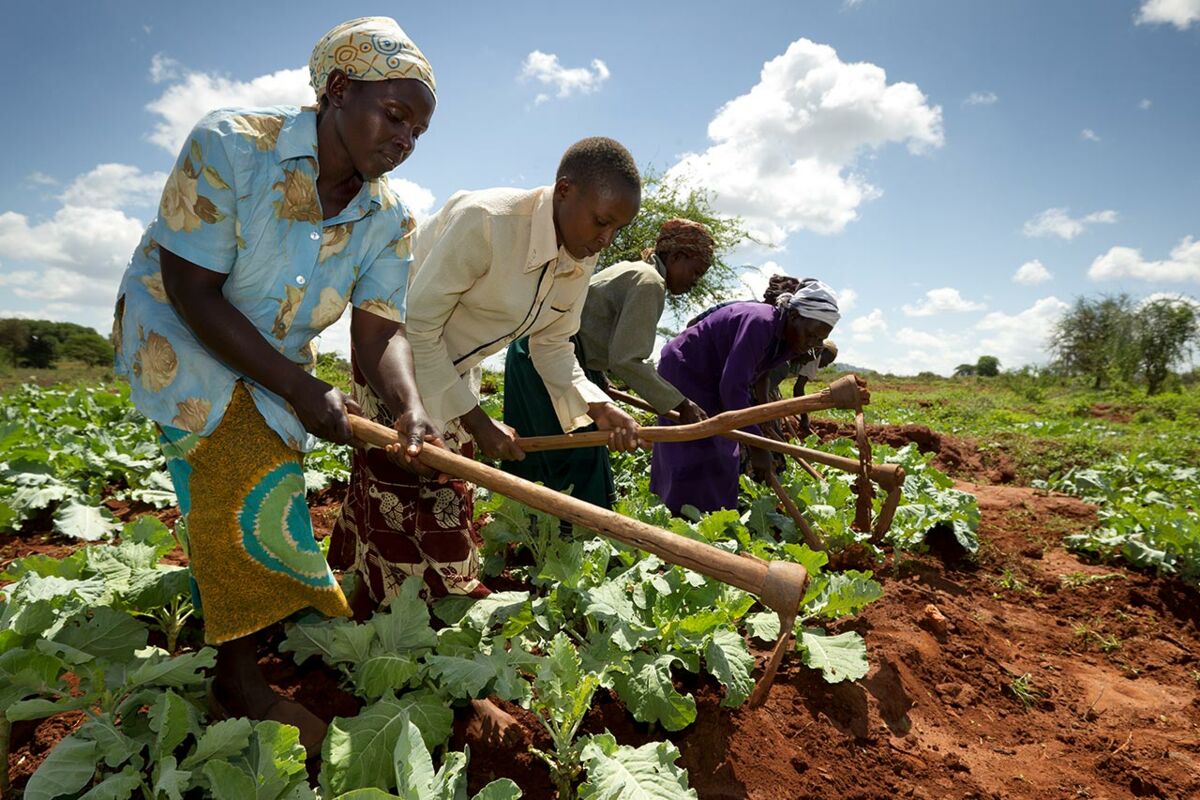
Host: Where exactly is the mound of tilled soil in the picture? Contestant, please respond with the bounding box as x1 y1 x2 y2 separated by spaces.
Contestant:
454 484 1200 799
809 420 1019 484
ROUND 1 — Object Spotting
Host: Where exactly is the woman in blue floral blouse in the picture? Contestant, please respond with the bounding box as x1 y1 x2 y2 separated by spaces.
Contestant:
111 17 440 755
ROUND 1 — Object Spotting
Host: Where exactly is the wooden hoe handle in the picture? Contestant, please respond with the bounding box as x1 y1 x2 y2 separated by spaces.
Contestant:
604 380 906 541
516 374 869 453
347 415 809 618
348 415 813 704
604 387 825 483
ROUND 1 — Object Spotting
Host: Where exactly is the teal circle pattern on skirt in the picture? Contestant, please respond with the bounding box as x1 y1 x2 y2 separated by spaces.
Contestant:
238 462 334 588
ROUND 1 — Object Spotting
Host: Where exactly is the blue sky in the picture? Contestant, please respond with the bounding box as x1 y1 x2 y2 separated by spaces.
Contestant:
1 0 1197 374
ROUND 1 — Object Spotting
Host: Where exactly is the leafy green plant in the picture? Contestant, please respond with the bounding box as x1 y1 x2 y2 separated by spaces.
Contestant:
1044 456 1199 585
329 711 522 799
1006 673 1045 710
577 734 697 800
0 383 173 539
529 633 602 798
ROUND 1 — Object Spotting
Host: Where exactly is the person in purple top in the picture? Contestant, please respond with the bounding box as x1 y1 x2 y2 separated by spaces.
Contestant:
650 280 841 515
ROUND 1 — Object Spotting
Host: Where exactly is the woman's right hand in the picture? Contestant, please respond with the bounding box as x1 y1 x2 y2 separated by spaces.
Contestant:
462 406 525 461
747 446 775 483
289 376 360 444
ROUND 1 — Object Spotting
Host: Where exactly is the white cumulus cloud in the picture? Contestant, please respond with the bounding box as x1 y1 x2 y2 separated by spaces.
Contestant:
146 62 313 153
666 38 943 243
1013 259 1052 285
24 172 58 188
0 270 38 287
1081 128 1102 142
1136 0 1200 29
1139 98 1153 110
1088 236 1200 283
0 205 145 283
385 175 437 221
1022 207 1118 240
902 287 986 317
519 51 610 105
149 53 182 84
738 261 786 301
849 308 887 342
974 296 1070 370
1138 292 1200 312
845 296 1068 375
0 163 167 320
60 164 168 209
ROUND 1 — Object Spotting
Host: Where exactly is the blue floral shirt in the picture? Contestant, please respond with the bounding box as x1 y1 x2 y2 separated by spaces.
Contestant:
114 105 415 452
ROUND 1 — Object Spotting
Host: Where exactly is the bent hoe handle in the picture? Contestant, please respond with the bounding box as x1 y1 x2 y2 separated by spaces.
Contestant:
605 387 824 482
347 415 809 617
517 374 870 453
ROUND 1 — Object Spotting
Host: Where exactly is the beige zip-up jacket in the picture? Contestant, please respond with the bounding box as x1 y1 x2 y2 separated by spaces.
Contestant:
406 186 609 432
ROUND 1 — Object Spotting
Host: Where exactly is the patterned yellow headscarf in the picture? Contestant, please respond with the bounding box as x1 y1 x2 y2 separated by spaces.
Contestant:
309 17 436 102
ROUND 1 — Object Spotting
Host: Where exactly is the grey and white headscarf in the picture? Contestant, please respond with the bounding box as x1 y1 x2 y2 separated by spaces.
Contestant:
777 279 840 328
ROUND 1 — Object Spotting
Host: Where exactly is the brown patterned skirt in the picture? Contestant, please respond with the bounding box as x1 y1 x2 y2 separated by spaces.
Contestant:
328 364 490 602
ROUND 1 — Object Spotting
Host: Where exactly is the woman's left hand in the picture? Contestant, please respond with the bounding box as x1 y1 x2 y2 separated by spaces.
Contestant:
588 402 643 453
385 407 448 480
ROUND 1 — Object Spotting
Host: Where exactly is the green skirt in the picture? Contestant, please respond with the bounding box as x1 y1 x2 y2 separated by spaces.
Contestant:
501 337 615 509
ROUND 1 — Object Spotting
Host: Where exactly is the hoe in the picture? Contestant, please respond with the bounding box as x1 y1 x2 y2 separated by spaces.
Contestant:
348 375 900 706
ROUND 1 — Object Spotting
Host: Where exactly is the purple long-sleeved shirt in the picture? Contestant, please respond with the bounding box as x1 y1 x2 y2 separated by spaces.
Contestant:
650 302 792 515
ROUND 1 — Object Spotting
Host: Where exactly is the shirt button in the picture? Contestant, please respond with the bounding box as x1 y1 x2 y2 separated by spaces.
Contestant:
310 231 321 241
295 275 307 286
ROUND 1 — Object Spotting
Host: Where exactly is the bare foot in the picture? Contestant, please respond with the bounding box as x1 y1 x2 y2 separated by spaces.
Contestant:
212 635 328 758
209 680 328 759
466 698 520 748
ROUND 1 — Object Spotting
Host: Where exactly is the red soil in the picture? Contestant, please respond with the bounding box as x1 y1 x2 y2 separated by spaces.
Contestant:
6 430 1200 799
810 419 1019 484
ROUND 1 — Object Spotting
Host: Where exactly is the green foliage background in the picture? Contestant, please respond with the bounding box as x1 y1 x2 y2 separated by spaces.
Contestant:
599 170 755 326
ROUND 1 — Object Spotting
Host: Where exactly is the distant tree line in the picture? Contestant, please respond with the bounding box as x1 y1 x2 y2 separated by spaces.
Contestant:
0 318 114 368
1049 294 1199 394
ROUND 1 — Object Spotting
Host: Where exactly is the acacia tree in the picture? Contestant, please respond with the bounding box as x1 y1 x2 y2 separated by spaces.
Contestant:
975 355 1001 377
1135 297 1199 394
1049 294 1138 389
600 169 753 323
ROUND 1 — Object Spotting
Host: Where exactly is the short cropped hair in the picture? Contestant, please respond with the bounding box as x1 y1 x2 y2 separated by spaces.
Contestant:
556 137 641 195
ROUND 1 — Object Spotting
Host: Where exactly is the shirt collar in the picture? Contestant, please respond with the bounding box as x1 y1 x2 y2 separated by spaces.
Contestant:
276 107 318 164
277 107 382 215
526 185 597 276
649 253 668 280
